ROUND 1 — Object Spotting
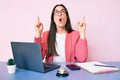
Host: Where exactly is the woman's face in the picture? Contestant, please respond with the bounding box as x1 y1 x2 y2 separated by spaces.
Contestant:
53 6 67 28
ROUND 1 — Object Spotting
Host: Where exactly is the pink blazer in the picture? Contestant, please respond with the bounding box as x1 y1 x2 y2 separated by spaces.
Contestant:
34 30 88 62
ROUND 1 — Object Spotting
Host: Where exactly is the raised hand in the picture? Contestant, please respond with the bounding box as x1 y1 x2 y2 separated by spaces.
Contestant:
35 17 43 38
77 16 86 33
77 16 86 39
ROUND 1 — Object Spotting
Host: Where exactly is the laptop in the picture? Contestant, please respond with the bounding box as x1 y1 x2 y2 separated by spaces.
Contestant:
11 42 60 73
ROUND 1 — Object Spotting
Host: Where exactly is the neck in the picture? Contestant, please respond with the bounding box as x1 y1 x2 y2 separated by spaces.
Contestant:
56 27 66 34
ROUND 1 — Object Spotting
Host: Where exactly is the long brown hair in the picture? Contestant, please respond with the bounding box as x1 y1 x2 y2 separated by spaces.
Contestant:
47 4 73 57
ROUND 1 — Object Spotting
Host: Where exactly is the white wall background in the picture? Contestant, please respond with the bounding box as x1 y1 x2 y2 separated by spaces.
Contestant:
0 0 120 62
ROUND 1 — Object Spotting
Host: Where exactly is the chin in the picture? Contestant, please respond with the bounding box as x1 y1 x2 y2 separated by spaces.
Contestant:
57 24 65 28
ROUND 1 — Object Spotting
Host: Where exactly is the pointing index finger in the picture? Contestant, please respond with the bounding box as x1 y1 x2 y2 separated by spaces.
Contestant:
37 16 40 23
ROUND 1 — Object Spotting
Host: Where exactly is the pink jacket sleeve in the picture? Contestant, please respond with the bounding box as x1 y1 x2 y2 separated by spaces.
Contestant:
74 33 88 62
34 32 48 60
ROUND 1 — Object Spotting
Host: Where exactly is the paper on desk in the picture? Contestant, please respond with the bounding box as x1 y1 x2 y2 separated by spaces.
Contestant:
75 61 120 74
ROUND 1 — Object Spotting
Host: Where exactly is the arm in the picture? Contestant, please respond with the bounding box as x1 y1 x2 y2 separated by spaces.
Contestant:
75 38 88 62
75 16 88 62
34 36 47 60
34 31 49 61
34 17 47 60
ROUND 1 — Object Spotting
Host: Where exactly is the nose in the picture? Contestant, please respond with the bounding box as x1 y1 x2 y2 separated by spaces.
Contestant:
58 11 62 16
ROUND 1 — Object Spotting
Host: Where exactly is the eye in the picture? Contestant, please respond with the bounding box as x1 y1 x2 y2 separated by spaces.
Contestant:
54 10 59 13
54 9 66 16
61 10 66 14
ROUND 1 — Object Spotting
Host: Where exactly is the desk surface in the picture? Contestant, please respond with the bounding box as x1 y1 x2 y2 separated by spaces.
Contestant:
0 62 120 80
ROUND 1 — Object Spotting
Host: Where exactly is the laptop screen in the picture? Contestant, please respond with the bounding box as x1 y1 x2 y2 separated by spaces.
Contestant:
11 42 44 72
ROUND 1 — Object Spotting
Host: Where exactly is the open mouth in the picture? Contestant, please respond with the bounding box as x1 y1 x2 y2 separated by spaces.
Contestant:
59 18 62 22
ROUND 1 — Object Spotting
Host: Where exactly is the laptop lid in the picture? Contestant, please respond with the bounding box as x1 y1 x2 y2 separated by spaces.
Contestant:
11 42 60 73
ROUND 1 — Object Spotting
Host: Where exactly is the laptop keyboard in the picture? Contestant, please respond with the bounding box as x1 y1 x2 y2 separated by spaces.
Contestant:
43 63 60 72
43 63 55 68
43 63 57 68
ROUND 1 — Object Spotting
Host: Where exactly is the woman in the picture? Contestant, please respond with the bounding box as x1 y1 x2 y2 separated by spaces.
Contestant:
34 4 88 62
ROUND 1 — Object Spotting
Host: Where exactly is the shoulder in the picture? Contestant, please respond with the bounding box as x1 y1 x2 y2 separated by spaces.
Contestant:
68 30 79 36
42 31 49 36
66 30 80 40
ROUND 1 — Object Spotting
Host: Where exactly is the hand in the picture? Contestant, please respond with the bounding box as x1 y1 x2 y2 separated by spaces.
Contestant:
77 16 86 33
77 16 86 39
35 17 43 38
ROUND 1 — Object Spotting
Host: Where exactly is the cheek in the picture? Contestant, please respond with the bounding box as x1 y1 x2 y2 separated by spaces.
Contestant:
53 16 58 23
63 14 67 22
64 17 67 23
63 17 67 25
